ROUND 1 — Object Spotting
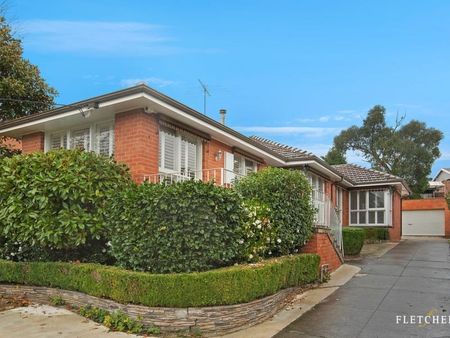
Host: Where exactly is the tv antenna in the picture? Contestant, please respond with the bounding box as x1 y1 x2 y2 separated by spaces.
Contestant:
198 79 211 114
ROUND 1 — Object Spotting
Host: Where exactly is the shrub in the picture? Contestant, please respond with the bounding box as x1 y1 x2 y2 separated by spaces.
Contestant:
107 180 246 273
0 149 131 256
78 306 160 335
342 228 365 255
234 167 315 256
240 200 275 262
363 227 389 243
0 253 319 308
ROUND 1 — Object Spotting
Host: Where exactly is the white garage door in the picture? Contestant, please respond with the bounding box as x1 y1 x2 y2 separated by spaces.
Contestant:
402 210 445 236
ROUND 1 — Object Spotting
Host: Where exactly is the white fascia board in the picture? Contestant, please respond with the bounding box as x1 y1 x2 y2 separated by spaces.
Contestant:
141 93 286 165
0 93 145 134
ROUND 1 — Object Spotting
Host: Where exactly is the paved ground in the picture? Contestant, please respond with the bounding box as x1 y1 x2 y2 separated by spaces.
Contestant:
275 238 450 338
0 305 142 338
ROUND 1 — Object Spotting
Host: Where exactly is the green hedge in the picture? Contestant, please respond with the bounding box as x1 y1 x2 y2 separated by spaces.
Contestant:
342 228 365 256
107 181 246 273
0 149 131 254
0 254 319 308
362 227 389 242
234 167 315 256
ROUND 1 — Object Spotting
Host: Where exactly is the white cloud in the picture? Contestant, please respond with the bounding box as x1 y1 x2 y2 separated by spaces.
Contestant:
319 116 330 122
233 126 342 138
120 77 176 88
20 20 178 55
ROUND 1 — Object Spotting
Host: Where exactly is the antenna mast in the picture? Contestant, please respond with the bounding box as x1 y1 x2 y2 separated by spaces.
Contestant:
198 79 211 114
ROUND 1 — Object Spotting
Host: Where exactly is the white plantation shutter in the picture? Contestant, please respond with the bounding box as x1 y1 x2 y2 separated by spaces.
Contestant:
50 133 67 150
186 140 197 177
71 128 90 151
159 127 177 171
97 124 113 156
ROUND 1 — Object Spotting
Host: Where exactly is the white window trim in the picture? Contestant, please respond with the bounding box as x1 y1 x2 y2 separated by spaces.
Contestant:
349 189 392 227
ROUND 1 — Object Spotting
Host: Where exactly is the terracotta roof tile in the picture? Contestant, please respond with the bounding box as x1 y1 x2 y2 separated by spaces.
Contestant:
250 136 314 161
332 164 403 185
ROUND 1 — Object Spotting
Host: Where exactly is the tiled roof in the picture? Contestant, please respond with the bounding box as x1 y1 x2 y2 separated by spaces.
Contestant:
332 164 403 185
250 136 314 161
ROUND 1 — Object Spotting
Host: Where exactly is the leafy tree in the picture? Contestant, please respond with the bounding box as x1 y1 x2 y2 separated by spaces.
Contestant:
0 14 57 121
323 146 347 165
329 105 443 194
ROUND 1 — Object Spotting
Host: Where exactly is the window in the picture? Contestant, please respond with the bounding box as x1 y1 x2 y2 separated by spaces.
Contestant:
45 121 114 156
350 189 391 226
233 154 257 176
307 173 326 225
159 126 202 177
70 128 90 151
96 123 114 157
49 132 67 150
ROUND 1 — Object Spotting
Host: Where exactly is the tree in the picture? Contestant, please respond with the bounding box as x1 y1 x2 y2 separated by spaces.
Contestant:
323 146 347 165
0 13 57 121
329 105 442 194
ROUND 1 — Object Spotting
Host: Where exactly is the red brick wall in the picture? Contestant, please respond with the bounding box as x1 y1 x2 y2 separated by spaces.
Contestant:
202 139 232 184
114 109 159 183
22 132 44 154
403 198 450 238
402 198 448 210
0 137 22 151
301 230 342 272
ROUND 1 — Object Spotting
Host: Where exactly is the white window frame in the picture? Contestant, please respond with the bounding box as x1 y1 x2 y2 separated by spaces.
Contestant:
158 126 202 178
349 189 392 226
44 120 114 157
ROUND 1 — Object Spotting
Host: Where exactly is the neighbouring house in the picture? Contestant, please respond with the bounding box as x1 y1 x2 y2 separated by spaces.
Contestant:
432 168 450 195
0 84 412 268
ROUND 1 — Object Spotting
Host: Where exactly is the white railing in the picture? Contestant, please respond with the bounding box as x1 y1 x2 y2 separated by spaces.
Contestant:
143 168 243 187
312 191 343 253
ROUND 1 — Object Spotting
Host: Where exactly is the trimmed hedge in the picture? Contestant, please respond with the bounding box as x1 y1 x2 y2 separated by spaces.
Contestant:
342 228 365 256
362 227 389 243
0 254 319 308
234 167 315 256
107 181 246 273
0 149 131 252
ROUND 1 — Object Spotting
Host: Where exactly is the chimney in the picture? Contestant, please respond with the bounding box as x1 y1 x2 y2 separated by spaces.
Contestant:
219 109 227 125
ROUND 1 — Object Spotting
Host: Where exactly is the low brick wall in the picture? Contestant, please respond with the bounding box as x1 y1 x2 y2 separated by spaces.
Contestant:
0 283 306 335
301 228 343 272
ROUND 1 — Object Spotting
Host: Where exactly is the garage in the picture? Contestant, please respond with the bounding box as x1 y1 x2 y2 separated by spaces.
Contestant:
402 210 445 236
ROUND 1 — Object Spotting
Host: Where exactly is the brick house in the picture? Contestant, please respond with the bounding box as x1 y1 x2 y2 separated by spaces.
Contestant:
0 85 410 262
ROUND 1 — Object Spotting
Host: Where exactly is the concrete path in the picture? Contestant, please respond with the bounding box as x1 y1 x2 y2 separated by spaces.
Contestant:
0 305 142 338
275 238 450 338
220 264 361 338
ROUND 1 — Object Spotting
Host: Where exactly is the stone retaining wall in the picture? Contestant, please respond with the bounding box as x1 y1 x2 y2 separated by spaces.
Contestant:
0 284 306 335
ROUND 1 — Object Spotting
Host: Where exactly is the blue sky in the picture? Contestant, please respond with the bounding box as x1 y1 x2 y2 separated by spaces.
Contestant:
7 0 450 176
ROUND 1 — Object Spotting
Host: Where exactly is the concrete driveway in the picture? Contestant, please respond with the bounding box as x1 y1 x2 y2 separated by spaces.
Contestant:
275 238 450 338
